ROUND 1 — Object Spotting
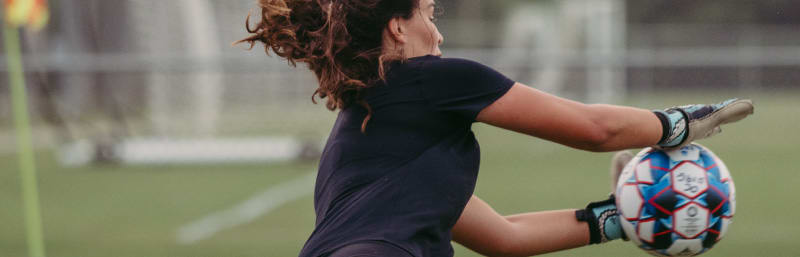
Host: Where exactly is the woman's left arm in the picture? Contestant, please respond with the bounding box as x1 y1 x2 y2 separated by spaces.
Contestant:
452 195 590 257
476 83 754 151
475 83 662 152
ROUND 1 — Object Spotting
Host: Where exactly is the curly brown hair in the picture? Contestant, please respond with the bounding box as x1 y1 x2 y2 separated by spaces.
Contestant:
236 0 419 132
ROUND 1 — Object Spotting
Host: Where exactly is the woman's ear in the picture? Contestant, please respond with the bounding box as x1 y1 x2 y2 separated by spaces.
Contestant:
386 17 406 44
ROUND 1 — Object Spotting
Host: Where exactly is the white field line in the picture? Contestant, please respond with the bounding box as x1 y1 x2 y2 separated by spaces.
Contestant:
177 172 316 244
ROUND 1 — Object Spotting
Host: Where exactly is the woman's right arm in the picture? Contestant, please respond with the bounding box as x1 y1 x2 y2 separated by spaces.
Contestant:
452 195 591 257
476 83 663 152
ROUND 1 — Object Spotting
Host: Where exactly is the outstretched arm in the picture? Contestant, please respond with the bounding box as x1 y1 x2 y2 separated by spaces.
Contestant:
476 83 662 152
476 83 754 151
452 195 590 257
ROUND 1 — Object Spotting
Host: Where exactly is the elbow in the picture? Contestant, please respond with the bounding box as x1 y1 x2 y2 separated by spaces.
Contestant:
482 243 526 257
565 104 620 152
492 240 524 257
482 225 536 257
569 129 609 152
580 120 618 153
471 234 521 257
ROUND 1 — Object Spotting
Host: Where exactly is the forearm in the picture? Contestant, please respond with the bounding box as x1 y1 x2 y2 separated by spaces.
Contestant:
584 104 662 152
502 210 590 256
477 84 663 152
453 196 591 257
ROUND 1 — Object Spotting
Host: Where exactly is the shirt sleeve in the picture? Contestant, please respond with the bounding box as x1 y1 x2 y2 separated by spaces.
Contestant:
420 57 515 122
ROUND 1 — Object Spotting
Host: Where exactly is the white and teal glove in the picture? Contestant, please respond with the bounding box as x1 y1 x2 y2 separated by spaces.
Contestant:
576 195 625 244
576 151 634 244
653 99 754 149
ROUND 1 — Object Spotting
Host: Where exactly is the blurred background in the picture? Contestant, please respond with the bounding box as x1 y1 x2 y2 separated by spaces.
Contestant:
1 0 798 256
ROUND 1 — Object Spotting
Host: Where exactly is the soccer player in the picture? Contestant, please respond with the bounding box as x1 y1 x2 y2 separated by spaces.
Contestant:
237 0 754 256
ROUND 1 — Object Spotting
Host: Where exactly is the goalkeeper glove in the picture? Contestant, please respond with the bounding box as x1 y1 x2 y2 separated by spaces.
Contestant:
653 98 754 149
575 151 634 244
576 195 624 244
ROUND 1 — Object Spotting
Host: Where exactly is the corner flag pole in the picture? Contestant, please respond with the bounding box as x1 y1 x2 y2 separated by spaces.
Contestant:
3 16 47 257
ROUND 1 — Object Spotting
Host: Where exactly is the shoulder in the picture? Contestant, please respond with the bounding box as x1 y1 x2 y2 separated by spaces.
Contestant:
411 56 510 87
410 55 513 88
414 55 492 74
412 56 516 121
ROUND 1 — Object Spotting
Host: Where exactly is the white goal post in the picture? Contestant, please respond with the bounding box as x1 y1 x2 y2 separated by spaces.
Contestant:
497 0 627 103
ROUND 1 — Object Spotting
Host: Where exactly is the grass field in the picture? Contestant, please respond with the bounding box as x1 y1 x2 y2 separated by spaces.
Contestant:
1 91 798 257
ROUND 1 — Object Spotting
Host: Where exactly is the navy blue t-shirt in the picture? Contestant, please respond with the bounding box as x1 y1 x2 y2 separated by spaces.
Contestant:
299 55 515 257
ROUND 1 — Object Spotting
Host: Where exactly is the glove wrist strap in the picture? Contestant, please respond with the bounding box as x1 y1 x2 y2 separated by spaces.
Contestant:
576 195 624 244
653 109 689 147
575 209 602 244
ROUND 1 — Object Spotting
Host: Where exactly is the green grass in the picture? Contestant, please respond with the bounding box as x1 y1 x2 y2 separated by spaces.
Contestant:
1 91 798 257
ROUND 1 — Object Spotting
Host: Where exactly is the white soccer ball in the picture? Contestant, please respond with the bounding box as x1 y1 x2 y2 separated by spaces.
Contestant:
615 144 735 256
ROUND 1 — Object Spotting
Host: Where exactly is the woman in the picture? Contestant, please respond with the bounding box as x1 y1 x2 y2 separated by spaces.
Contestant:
238 0 754 256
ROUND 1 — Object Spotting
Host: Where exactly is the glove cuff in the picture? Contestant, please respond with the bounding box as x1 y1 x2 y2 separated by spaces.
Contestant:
576 195 625 244
575 209 602 244
653 109 689 147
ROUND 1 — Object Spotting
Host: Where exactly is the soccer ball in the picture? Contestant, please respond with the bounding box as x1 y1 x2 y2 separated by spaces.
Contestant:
615 144 735 256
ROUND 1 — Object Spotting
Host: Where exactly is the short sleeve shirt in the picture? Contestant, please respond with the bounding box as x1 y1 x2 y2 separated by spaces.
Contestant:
299 55 515 257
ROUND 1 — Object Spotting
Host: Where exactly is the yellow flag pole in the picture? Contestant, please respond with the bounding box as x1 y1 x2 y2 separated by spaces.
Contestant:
3 23 47 257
